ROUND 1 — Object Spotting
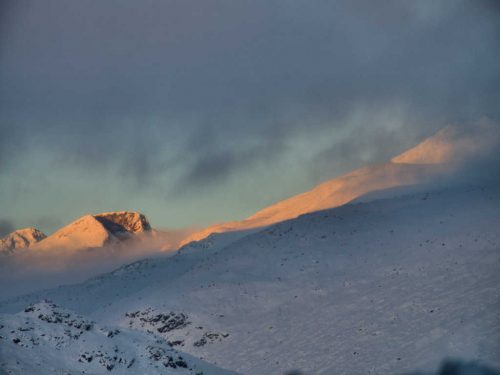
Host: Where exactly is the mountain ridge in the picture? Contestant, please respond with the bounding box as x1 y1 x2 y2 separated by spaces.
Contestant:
179 122 500 246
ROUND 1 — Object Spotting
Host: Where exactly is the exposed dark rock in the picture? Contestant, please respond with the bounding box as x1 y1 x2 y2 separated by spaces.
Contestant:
167 340 184 347
126 308 190 333
194 331 229 347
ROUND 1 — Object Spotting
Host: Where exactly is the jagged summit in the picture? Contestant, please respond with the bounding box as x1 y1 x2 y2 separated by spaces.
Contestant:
0 228 47 252
94 211 152 235
32 211 153 252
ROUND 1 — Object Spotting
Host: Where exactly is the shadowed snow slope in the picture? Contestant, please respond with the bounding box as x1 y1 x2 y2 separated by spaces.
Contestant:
2 184 499 374
0 228 46 253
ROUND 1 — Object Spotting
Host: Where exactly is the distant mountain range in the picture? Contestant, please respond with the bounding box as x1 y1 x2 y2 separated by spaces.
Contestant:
0 211 154 253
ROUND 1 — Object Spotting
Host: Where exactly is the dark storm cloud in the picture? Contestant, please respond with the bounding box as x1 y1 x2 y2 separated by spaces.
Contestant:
0 216 60 237
0 0 499 189
175 124 287 190
0 219 14 237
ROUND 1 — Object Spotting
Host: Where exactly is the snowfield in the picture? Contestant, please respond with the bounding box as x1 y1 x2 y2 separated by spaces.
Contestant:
1 184 499 374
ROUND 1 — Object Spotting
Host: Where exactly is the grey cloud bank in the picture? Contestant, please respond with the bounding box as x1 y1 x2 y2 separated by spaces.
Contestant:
0 0 499 232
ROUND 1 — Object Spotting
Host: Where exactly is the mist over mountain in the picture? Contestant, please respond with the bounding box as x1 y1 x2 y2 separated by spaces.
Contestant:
0 211 177 298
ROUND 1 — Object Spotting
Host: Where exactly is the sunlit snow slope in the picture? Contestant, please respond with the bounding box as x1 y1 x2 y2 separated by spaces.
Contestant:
181 121 500 246
180 123 500 246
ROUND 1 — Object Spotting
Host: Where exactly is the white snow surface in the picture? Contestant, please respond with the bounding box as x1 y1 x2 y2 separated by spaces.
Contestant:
1 184 499 374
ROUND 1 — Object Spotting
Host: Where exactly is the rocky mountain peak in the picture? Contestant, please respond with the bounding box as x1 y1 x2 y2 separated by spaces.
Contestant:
0 228 47 252
29 211 153 252
94 211 152 235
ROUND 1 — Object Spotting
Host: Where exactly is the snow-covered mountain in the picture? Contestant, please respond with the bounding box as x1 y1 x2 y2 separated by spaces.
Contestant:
0 228 47 253
1 124 499 374
0 212 189 299
32 211 153 252
2 184 499 374
180 123 498 246
0 211 155 254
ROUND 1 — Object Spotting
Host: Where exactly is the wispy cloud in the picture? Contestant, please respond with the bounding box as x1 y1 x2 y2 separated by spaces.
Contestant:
0 0 499 230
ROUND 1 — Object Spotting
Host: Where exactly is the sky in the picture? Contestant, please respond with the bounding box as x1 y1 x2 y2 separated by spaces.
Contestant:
1 0 499 235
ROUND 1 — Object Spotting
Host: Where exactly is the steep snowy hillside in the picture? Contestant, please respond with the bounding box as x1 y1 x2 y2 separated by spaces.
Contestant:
3 184 499 374
181 123 499 245
0 228 46 253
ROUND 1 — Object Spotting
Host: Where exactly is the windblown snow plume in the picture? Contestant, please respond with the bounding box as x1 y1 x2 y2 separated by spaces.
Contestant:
392 120 500 165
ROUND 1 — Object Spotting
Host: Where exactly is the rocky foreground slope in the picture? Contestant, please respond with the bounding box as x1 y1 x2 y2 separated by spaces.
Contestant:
0 301 236 375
